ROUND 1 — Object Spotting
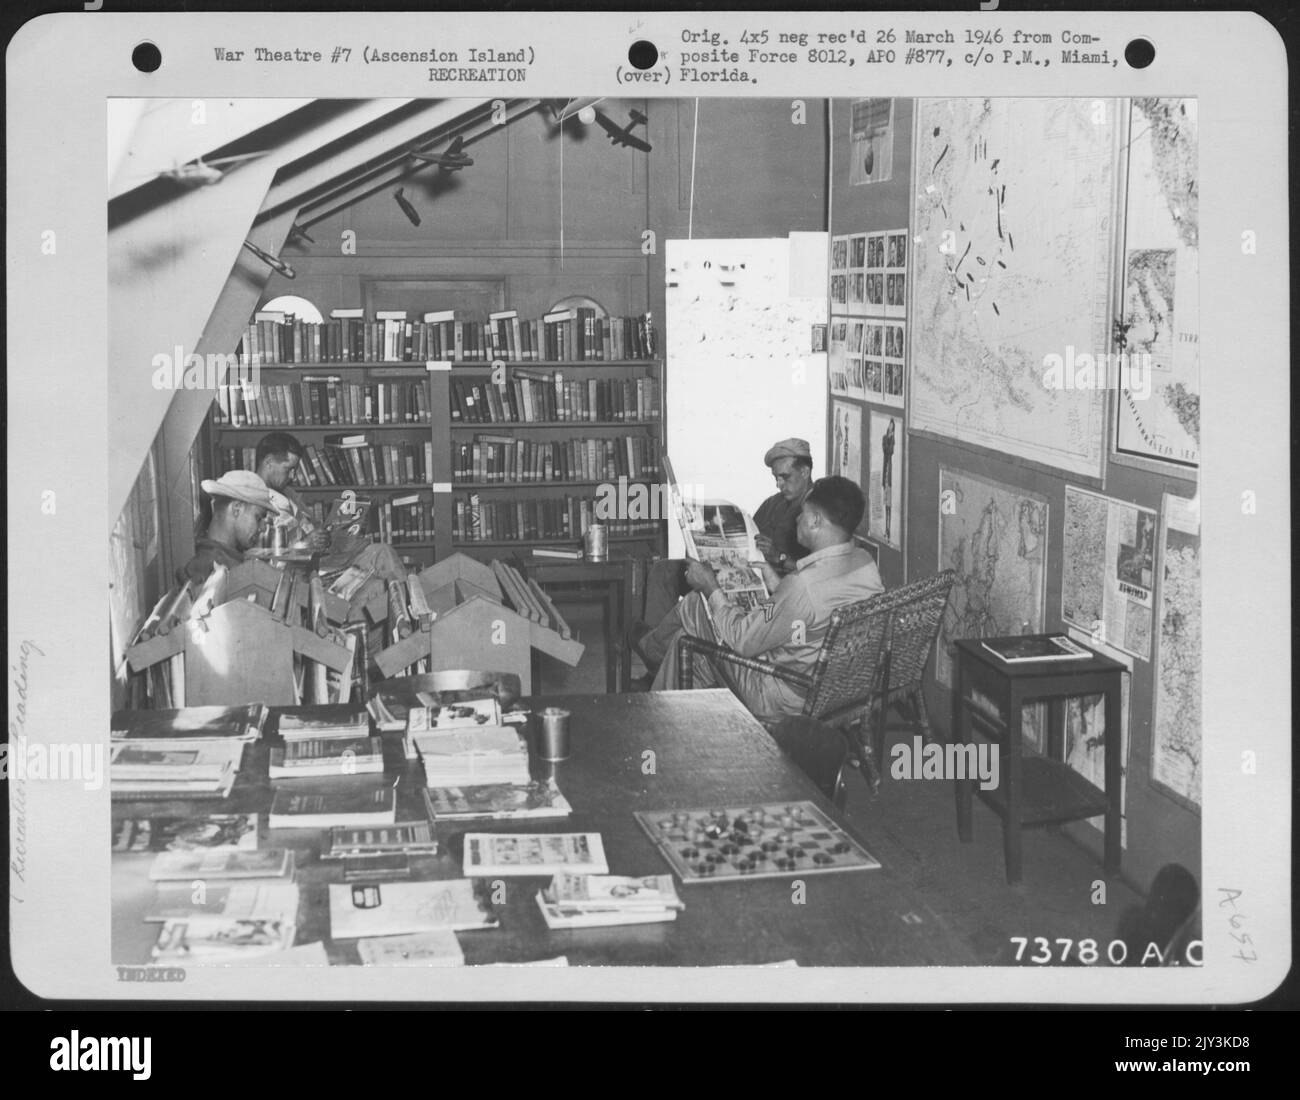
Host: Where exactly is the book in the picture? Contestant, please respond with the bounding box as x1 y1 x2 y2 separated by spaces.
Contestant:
531 546 584 560
426 778 572 821
216 942 330 968
462 832 608 877
357 930 465 966
412 726 531 788
111 704 268 742
110 741 246 781
323 821 440 859
145 882 300 924
152 916 297 961
405 696 501 733
535 894 679 930
268 736 385 779
328 879 499 939
275 705 371 742
980 635 1092 663
268 782 399 829
112 814 257 853
112 770 239 801
665 455 769 614
148 848 296 882
546 872 683 912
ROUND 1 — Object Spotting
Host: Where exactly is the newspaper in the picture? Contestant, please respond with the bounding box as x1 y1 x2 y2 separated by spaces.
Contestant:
665 455 770 613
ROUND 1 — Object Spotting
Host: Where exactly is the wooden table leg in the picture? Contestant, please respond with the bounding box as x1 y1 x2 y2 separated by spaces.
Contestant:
954 662 973 843
602 582 618 694
1103 672 1123 874
1004 689 1024 885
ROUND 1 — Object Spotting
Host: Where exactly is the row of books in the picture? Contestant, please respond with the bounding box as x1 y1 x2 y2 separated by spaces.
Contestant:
214 378 430 427
453 494 663 543
240 307 657 366
454 435 662 485
452 372 661 424
220 437 434 489
287 495 430 545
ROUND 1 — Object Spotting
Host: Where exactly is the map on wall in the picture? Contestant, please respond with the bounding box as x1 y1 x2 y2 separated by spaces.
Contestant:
1061 486 1156 660
936 469 1049 689
911 98 1116 478
1151 493 1201 808
1115 98 1200 469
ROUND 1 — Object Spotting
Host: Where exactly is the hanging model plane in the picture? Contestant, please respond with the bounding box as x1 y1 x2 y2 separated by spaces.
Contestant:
155 152 269 188
242 239 295 279
407 135 474 170
593 108 651 152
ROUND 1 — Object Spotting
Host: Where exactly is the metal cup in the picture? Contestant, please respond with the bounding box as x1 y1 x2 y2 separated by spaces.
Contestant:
537 707 571 762
584 523 608 562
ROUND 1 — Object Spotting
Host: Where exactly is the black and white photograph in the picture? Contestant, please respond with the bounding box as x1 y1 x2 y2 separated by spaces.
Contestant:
3 8 1290 1017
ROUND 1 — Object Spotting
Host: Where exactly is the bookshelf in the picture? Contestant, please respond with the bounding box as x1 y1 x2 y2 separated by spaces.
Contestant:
210 310 668 568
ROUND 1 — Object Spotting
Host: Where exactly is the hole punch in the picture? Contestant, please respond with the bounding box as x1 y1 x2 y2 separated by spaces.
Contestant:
628 40 659 69
132 41 162 73
1124 38 1155 69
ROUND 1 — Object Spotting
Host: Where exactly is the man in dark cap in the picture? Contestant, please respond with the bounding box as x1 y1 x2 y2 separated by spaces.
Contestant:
630 438 816 678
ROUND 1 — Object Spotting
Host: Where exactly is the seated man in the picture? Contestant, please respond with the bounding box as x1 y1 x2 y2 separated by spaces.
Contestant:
178 470 276 586
633 437 815 672
650 476 884 725
255 432 407 583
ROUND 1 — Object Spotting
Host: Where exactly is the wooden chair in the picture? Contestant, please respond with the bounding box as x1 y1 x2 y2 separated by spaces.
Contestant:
677 570 957 792
768 716 850 810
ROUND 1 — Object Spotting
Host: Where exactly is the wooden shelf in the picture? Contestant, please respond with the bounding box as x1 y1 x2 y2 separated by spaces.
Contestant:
452 369 665 377
452 479 659 490
452 420 659 431
214 422 432 431
292 484 432 493
243 369 655 377
453 534 659 548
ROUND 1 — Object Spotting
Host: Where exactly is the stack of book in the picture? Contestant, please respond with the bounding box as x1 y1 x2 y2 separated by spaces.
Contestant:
453 493 661 543
450 372 662 424
268 780 400 830
110 705 268 800
412 725 531 789
269 736 384 779
536 873 684 930
146 847 301 962
369 687 501 735
276 705 371 741
425 778 572 821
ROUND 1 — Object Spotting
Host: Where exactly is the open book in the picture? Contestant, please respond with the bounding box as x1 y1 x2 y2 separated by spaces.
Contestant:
665 455 770 613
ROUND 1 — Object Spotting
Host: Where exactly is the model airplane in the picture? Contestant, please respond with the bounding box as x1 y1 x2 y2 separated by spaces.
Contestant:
242 239 295 279
408 135 473 170
157 152 268 188
594 109 651 152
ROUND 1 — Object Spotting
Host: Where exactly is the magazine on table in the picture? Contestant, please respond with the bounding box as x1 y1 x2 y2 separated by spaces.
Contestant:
664 455 770 614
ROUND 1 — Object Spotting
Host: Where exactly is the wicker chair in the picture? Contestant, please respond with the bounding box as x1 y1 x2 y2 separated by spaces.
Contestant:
676 570 957 792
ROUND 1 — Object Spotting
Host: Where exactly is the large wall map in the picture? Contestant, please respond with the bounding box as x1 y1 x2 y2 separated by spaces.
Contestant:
1115 97 1199 468
911 98 1116 478
1151 493 1201 807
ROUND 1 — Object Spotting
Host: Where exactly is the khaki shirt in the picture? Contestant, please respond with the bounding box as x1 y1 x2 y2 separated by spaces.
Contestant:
700 541 885 720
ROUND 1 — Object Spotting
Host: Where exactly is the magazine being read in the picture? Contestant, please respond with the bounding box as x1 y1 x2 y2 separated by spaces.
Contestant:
666 457 770 613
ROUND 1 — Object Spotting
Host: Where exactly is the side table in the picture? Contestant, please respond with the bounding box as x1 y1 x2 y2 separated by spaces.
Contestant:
952 636 1126 885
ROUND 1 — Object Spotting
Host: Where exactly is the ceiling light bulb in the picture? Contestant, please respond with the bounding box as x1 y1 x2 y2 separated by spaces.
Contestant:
577 106 596 125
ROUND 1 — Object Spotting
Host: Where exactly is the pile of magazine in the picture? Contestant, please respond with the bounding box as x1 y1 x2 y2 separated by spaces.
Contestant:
536 872 684 930
110 704 268 800
406 696 532 790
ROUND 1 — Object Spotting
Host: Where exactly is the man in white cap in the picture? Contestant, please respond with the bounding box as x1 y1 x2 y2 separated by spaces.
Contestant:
630 437 816 680
178 471 276 586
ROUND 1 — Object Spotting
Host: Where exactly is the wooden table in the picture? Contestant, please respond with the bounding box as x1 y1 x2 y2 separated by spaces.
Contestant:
951 638 1126 885
112 690 974 967
521 557 638 693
